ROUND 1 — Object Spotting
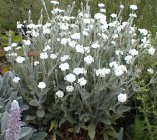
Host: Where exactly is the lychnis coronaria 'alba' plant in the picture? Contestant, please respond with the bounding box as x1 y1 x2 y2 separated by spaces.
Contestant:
4 0 156 139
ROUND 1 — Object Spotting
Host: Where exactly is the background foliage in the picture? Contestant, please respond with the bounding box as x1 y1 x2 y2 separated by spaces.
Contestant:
0 0 157 36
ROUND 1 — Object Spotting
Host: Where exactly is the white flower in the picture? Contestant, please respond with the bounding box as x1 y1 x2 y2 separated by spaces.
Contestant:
96 68 111 77
31 30 39 37
60 55 70 62
120 5 124 9
51 8 64 14
129 13 137 18
101 33 108 40
34 61 39 66
13 76 20 83
94 13 105 20
114 68 124 77
11 43 18 47
100 8 106 13
38 82 46 89
148 47 155 55
69 40 76 48
84 55 94 64
71 33 80 40
8 53 17 57
108 22 116 27
23 40 31 46
83 30 89 36
17 23 24 29
83 19 91 24
66 85 74 92
44 22 51 28
43 45 51 51
138 29 148 36
114 65 127 77
50 53 57 59
60 24 69 30
119 65 127 72
61 38 68 45
43 28 51 34
78 77 87 86
141 37 147 43
73 67 87 75
115 50 123 56
27 23 36 29
40 52 48 59
15 47 21 50
59 63 69 71
26 31 31 34
98 3 105 8
64 73 76 83
130 5 138 10
110 13 117 18
118 93 127 102
109 61 118 68
91 42 100 48
4 46 12 51
129 49 139 56
75 44 85 54
51 0 59 5
112 34 118 39
16 56 25 63
56 90 64 98
125 55 133 64
147 68 154 74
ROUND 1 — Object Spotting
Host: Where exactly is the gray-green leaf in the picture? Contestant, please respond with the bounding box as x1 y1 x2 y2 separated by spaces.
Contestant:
88 124 96 140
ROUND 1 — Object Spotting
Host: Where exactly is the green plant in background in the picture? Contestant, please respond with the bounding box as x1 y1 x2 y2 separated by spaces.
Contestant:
126 51 157 140
0 31 22 75
0 0 157 36
129 117 146 140
0 0 51 30
0 31 22 47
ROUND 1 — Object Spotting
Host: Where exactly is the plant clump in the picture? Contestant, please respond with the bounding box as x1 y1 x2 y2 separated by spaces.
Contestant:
3 0 156 139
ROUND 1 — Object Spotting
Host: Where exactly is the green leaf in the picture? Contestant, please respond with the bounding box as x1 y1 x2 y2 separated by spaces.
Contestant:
26 115 36 121
19 127 33 140
115 105 131 114
21 105 29 111
30 132 47 140
100 116 111 125
29 99 39 107
39 93 47 103
106 130 118 138
10 92 18 100
49 120 58 132
0 78 3 90
88 124 96 140
36 109 45 118
1 111 9 132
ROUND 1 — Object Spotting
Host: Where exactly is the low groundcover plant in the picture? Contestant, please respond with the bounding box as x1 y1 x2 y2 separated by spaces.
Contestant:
4 0 156 139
